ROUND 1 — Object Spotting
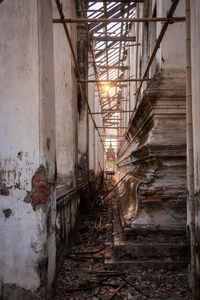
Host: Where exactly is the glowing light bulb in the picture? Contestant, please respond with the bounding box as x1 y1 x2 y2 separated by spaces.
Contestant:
103 84 110 92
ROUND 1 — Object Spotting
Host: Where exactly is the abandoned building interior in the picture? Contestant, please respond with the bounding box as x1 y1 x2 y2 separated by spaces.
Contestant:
0 0 200 299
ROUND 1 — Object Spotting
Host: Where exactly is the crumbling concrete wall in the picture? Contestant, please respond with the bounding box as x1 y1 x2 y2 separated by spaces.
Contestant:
117 0 186 225
0 0 56 298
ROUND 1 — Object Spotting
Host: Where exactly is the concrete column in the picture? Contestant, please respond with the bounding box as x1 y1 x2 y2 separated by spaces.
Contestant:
88 64 95 171
53 0 77 187
94 96 103 175
190 0 200 293
0 0 56 298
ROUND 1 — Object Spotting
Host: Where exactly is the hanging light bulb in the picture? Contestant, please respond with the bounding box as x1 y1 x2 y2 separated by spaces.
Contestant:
103 84 110 92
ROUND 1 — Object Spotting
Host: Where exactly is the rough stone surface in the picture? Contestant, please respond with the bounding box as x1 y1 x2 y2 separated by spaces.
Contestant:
31 165 52 209
116 71 187 249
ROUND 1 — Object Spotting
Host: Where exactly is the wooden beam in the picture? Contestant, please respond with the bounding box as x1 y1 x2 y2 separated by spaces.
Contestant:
88 1 142 2
97 65 128 70
101 135 124 137
79 79 147 83
89 3 135 32
89 110 133 114
93 36 136 42
53 16 185 24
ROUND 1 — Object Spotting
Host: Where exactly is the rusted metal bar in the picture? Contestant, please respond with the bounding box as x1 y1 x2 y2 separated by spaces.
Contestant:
53 16 185 24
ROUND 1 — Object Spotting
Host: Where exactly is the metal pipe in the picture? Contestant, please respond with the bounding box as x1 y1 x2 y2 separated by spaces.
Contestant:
53 16 185 24
185 0 197 298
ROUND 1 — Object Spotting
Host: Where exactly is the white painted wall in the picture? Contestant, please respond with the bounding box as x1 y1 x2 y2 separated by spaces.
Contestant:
190 1 200 194
161 0 186 71
0 0 56 296
53 0 77 186
190 2 200 288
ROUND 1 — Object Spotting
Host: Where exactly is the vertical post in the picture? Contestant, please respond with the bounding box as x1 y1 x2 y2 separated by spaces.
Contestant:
185 0 197 298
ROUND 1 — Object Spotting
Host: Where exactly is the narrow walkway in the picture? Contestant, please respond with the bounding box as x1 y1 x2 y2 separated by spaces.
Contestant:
53 183 192 300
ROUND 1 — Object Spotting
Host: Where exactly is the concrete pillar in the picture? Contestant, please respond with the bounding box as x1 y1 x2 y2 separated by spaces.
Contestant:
0 0 56 298
190 0 200 293
53 0 77 187
94 96 103 175
88 64 95 171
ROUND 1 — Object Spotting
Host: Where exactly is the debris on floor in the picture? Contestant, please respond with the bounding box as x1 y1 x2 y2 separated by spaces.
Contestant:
53 183 192 300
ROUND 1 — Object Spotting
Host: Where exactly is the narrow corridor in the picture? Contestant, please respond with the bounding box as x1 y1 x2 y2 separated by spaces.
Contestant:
1 1 200 299
53 182 192 300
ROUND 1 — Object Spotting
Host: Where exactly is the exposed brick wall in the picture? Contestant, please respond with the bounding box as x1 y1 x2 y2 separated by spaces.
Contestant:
139 183 187 206
31 165 51 210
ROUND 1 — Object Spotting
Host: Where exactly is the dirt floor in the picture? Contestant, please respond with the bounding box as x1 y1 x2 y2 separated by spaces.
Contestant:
53 183 192 300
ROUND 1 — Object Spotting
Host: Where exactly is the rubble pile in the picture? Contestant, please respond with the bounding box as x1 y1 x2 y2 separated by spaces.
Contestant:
53 183 192 300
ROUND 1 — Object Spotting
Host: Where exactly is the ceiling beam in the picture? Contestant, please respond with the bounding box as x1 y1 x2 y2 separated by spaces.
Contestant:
89 3 136 32
98 127 127 129
88 1 142 3
79 78 147 83
93 36 136 42
53 17 185 24
89 110 133 114
97 65 128 70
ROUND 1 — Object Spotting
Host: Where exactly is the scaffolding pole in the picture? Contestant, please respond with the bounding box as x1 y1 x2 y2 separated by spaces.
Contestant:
53 17 185 24
185 0 197 298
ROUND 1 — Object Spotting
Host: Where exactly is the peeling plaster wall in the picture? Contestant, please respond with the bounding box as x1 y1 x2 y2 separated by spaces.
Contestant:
0 0 56 298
